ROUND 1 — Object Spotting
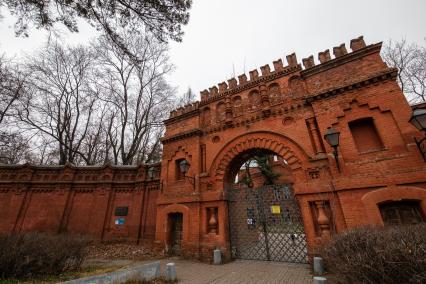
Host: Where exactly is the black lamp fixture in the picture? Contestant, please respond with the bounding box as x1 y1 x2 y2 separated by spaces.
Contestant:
409 108 426 161
179 159 190 175
147 166 159 180
324 127 341 172
179 159 196 187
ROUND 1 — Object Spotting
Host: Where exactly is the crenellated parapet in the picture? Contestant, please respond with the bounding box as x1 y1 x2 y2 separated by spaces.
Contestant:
169 101 200 119
168 35 374 120
199 52 300 103
301 36 366 70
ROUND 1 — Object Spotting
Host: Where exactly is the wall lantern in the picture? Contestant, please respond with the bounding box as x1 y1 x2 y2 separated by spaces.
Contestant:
147 166 159 180
179 159 196 188
409 108 426 161
324 127 341 172
179 159 190 175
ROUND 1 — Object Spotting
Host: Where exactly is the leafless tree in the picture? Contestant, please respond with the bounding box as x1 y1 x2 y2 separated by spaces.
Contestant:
17 42 99 165
94 32 175 165
177 87 197 107
0 131 36 164
1 0 192 58
382 38 426 103
0 55 26 126
0 55 35 164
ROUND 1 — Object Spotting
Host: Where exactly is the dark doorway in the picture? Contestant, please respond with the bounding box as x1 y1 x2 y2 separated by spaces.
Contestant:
169 213 183 255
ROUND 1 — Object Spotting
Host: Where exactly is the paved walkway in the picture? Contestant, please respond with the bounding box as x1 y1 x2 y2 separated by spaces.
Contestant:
156 257 312 284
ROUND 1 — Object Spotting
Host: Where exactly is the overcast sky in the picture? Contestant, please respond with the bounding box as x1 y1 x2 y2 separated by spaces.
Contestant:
1 0 425 98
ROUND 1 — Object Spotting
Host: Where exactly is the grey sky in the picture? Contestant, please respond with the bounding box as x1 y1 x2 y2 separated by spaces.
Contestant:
1 0 425 98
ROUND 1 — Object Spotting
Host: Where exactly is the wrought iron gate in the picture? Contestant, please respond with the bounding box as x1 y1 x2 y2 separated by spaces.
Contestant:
227 184 308 263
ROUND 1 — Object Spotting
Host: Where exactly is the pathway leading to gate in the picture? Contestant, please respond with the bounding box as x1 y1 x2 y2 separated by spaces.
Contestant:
154 257 312 284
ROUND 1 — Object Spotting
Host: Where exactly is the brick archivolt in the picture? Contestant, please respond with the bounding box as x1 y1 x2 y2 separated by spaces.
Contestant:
211 132 310 180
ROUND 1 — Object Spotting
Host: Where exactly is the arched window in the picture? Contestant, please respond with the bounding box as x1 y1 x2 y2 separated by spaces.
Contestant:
232 96 243 117
216 102 226 122
269 83 281 104
380 201 424 226
248 90 260 110
201 107 211 127
349 117 384 153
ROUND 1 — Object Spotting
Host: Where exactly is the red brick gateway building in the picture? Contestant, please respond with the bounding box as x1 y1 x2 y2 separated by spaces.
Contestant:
1 36 426 263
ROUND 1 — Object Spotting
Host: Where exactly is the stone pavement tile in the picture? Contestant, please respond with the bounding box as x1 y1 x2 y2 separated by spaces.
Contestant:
151 258 311 284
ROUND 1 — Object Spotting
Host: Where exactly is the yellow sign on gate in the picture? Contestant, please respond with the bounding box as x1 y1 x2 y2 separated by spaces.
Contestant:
271 205 281 214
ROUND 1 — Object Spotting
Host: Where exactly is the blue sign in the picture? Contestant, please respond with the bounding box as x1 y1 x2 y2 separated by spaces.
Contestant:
115 218 125 225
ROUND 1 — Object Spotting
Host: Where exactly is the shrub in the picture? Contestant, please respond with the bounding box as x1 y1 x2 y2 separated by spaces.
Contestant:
321 224 426 284
0 233 90 278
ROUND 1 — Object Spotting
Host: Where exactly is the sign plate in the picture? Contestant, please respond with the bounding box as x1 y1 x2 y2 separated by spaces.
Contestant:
115 218 125 225
115 206 128 216
271 205 281 214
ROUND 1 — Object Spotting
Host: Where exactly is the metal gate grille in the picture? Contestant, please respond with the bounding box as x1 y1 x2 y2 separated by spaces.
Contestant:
227 184 308 263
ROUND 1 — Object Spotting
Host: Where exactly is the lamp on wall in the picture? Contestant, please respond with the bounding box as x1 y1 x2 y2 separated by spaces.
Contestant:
409 108 426 161
324 127 341 172
179 159 195 188
147 166 159 180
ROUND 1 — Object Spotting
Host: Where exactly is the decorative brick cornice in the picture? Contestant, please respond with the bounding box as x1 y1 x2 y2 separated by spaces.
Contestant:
303 68 398 103
161 128 203 144
0 163 161 184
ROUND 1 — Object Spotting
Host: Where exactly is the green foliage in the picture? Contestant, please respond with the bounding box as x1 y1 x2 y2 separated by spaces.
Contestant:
253 155 280 185
241 154 280 186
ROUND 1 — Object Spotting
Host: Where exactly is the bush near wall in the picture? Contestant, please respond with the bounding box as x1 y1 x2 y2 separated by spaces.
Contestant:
321 224 426 284
0 233 89 278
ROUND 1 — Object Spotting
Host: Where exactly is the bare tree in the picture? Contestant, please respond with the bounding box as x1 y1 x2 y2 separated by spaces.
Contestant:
382 39 426 103
177 87 196 106
0 55 35 164
0 131 36 164
1 0 191 58
94 32 175 165
17 42 99 165
0 55 26 126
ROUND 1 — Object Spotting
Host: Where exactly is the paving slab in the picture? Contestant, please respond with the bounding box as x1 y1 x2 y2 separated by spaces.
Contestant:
151 258 312 284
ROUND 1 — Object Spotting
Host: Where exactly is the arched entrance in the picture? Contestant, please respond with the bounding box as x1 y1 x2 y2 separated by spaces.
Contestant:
224 148 308 263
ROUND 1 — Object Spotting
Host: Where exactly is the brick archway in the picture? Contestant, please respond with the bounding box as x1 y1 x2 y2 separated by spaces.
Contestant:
210 131 311 185
212 132 312 262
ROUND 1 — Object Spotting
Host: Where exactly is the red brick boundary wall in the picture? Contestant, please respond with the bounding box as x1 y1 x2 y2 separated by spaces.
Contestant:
0 164 160 245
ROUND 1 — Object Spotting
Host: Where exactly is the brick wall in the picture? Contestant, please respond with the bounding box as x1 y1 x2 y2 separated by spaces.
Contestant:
0 164 160 244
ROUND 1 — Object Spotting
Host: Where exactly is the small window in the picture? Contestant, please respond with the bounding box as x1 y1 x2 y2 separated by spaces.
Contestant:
349 118 384 153
380 201 424 226
175 159 185 180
